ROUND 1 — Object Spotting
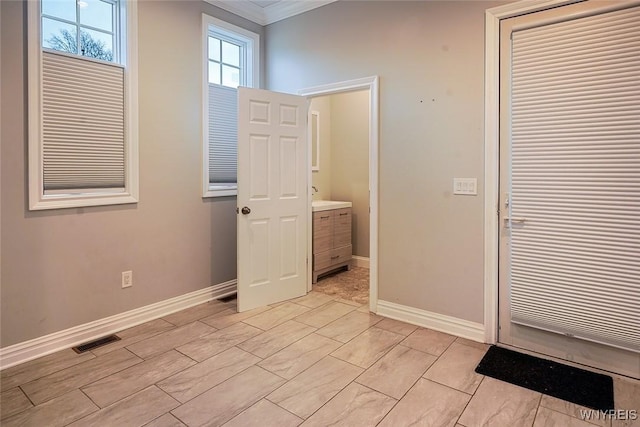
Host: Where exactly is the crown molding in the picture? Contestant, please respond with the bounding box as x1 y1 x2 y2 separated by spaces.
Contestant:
206 0 337 26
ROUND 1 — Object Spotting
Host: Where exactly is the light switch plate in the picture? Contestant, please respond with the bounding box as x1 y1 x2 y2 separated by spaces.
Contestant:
453 178 477 195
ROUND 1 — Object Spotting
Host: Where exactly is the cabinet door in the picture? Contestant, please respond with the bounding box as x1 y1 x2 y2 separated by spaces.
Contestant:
333 208 351 248
313 211 333 254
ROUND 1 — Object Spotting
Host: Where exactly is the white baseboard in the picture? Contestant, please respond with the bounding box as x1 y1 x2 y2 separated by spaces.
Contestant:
0 280 237 370
376 300 485 343
351 256 370 269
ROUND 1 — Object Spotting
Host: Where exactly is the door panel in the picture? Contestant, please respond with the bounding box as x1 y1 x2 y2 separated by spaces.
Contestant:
238 87 308 312
498 2 640 378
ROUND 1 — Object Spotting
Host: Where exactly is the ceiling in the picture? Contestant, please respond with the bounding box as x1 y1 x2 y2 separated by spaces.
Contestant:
207 0 337 25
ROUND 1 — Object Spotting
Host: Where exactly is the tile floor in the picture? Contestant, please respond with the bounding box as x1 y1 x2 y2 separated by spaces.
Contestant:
1 292 639 427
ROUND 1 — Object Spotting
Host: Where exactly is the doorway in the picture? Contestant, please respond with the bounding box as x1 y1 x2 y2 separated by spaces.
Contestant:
486 1 640 378
300 76 379 313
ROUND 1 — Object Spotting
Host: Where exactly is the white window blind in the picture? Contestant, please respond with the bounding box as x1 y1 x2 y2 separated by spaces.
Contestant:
42 51 125 191
509 6 640 352
209 84 237 184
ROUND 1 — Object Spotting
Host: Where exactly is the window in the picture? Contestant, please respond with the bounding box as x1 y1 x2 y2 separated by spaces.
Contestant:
42 0 120 62
28 0 138 210
202 15 259 197
208 36 242 88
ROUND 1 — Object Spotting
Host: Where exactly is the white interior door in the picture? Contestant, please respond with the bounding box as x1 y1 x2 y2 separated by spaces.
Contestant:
498 2 640 378
237 87 309 312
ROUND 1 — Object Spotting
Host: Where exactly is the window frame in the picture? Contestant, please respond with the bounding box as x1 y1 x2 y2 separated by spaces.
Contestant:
28 0 138 210
41 0 120 63
202 14 259 198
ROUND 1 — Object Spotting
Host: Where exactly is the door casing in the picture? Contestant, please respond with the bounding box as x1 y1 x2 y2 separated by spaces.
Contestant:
485 0 640 377
299 76 380 313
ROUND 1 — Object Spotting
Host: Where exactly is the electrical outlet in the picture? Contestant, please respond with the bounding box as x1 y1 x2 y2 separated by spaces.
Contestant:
122 271 133 288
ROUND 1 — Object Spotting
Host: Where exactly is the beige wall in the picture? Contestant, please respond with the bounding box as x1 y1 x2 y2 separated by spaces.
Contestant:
329 91 370 258
266 1 505 323
0 0 264 347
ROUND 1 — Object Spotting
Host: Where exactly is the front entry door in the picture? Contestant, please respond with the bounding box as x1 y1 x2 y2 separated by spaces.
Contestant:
237 87 309 312
498 2 640 378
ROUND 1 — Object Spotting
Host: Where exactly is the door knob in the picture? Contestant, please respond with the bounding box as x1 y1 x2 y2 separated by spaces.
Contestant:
241 206 251 215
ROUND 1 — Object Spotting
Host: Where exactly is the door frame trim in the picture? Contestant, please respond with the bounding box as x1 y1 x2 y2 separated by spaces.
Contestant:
483 0 584 344
299 76 379 313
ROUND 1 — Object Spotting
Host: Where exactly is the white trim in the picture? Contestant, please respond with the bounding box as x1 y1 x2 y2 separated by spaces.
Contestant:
202 14 260 199
377 300 485 343
27 0 139 211
207 0 265 25
351 256 369 269
203 15 260 89
299 76 379 314
0 280 237 371
205 0 337 26
262 0 336 25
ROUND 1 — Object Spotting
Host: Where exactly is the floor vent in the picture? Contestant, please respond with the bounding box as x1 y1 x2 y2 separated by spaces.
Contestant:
72 335 121 354
219 294 237 303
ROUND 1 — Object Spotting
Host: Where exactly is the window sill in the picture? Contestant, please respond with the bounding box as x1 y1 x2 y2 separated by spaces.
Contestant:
203 185 237 198
29 192 138 211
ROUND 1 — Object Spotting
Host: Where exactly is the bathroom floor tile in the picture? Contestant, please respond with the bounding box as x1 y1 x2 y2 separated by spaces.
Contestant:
534 406 597 427
81 350 195 408
266 356 363 419
375 318 419 336
176 321 262 361
458 377 541 427
0 349 95 391
171 366 285 426
292 291 336 308
69 386 179 427
201 305 272 330
238 320 316 359
126 321 215 359
1 390 98 427
316 310 383 343
222 399 303 427
612 378 640 427
0 387 34 420
455 336 490 352
423 341 486 394
401 327 457 356
242 302 311 330
143 413 187 427
378 378 470 427
300 383 396 427
162 301 230 326
539 395 610 427
158 347 260 403
294 301 356 328
331 327 404 368
90 319 176 357
356 344 437 399
21 348 142 405
258 333 342 380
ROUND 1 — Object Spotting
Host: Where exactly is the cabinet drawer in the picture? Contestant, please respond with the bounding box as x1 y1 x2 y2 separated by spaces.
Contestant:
330 245 352 265
333 208 352 248
314 245 352 271
313 250 333 271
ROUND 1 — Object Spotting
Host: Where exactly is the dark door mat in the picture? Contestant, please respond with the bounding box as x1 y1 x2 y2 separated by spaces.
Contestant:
475 345 614 411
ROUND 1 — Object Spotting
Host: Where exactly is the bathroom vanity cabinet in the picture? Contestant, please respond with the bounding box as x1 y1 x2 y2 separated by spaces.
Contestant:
313 206 352 283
